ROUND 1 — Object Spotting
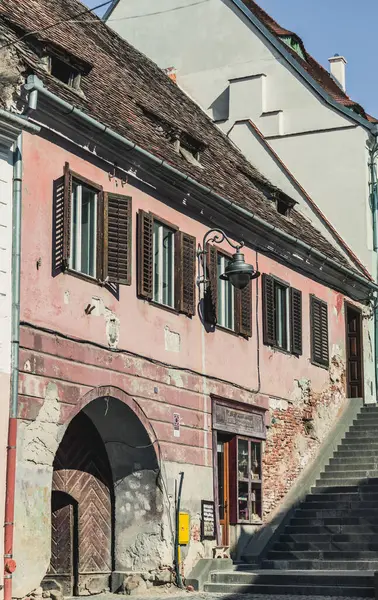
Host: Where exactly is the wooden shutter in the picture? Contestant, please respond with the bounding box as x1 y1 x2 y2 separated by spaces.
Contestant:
175 231 196 316
137 210 153 300
262 274 276 346
204 244 218 325
103 193 132 285
290 287 302 355
236 282 252 338
62 162 72 269
310 296 329 367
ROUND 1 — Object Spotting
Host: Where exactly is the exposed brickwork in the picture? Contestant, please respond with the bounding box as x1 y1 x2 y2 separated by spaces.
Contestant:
262 354 346 517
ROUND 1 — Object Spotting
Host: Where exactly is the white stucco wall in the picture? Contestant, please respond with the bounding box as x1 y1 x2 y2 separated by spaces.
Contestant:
107 0 374 277
0 143 13 598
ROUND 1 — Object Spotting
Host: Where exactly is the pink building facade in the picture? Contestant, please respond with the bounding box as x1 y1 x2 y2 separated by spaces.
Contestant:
13 131 370 596
1 0 376 597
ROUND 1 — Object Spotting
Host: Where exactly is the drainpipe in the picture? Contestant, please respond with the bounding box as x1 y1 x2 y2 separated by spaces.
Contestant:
4 134 23 600
369 125 378 402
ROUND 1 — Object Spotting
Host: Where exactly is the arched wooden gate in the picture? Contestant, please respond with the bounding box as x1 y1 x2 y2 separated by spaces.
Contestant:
45 412 113 595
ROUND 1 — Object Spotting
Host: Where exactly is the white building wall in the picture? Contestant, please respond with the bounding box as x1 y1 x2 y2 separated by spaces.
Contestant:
0 144 12 598
107 0 374 277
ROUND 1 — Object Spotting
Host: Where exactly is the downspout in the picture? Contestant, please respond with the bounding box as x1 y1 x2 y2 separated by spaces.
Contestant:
369 125 378 402
4 134 23 600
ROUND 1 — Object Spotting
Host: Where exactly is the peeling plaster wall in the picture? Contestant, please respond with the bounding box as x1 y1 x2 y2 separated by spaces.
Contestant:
13 383 62 598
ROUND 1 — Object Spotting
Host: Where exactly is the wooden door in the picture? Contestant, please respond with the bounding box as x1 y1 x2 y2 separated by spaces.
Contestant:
48 412 113 595
346 305 363 398
46 492 77 596
217 438 230 545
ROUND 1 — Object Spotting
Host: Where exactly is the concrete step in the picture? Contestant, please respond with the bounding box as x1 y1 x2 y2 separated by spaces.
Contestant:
336 448 378 457
206 570 375 597
261 559 378 570
286 524 378 535
290 510 378 527
315 477 376 487
204 582 375 596
306 492 378 502
274 541 378 552
327 461 378 470
267 550 378 560
324 462 378 473
344 430 378 439
279 533 378 543
313 484 378 493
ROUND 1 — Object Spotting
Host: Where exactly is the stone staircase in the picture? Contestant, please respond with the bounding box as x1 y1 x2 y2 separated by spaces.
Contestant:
205 404 378 596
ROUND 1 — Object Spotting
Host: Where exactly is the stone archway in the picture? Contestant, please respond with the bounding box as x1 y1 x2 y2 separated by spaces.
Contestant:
45 411 113 596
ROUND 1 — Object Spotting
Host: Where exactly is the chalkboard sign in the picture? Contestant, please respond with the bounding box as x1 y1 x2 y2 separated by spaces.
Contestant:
201 500 216 540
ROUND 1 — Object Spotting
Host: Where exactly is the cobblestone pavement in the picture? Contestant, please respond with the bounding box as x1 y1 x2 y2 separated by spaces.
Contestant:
72 592 366 600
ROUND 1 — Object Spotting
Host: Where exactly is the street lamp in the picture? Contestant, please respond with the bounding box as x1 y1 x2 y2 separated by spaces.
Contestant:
197 228 260 290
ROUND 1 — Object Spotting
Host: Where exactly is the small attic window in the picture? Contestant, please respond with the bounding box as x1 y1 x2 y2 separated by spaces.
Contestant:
280 36 305 60
176 136 204 169
274 192 295 217
48 56 81 89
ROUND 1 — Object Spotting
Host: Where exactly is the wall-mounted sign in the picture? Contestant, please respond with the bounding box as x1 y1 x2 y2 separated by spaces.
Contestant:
213 400 266 440
173 413 180 437
201 500 216 541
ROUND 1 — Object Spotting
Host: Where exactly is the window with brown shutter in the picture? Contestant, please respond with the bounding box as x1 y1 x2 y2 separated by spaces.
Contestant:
204 246 253 337
137 210 196 316
262 274 302 355
310 295 329 367
53 164 132 289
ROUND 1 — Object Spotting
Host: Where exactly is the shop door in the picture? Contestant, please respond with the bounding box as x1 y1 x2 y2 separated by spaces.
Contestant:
217 437 230 545
346 305 363 398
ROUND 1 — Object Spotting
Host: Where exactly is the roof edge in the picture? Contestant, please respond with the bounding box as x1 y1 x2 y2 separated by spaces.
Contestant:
231 0 374 131
24 76 377 295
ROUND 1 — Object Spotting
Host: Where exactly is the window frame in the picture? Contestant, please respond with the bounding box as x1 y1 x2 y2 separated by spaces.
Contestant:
274 279 290 352
216 249 235 332
262 274 302 356
137 210 196 317
152 217 177 309
66 172 103 283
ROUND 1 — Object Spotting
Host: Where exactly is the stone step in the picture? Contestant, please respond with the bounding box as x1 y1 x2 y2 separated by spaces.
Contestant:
351 423 378 430
324 462 378 473
326 459 378 469
279 533 378 543
204 582 375 596
336 448 378 457
291 515 378 527
261 559 378 570
286 524 378 535
339 438 378 446
210 570 374 587
306 492 378 502
274 541 378 552
300 500 378 511
313 484 378 493
344 430 378 439
267 550 378 560
315 477 375 487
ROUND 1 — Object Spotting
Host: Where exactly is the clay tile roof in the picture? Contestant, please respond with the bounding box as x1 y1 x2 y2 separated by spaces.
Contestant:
0 0 361 273
241 0 372 120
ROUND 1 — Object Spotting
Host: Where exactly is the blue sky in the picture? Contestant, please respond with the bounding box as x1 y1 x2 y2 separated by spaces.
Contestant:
83 0 377 117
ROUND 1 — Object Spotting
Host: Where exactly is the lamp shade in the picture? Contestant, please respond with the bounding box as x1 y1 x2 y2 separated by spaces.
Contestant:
219 249 260 290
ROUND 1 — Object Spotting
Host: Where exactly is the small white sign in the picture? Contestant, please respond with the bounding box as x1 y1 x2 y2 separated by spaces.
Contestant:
173 413 180 437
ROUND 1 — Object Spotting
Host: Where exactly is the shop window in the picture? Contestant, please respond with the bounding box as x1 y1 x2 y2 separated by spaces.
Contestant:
262 274 302 355
229 436 262 523
137 210 196 316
